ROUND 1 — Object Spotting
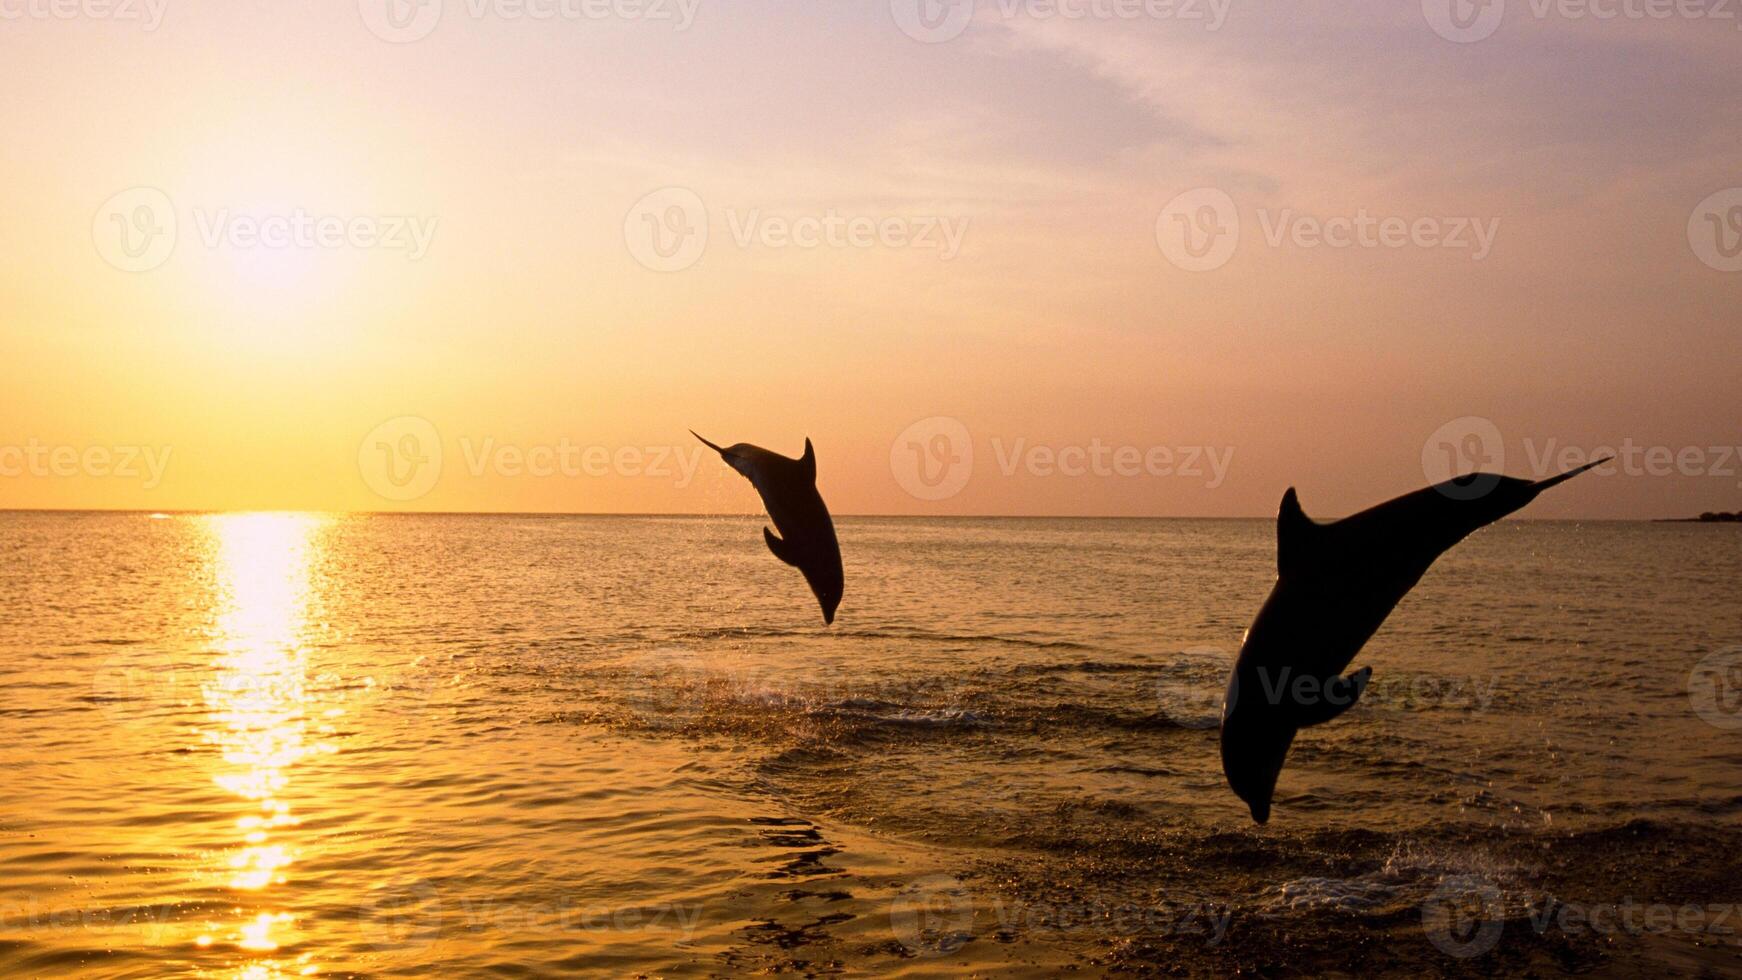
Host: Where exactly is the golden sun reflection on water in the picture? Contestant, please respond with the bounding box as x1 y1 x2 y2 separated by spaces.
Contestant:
198 513 332 975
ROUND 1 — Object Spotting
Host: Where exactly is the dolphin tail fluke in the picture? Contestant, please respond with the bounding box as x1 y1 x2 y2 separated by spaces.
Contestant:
690 430 728 456
1530 456 1612 493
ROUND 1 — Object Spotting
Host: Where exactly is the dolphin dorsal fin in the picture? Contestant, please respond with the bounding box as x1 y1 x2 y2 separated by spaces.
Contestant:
799 438 816 483
1277 487 1317 577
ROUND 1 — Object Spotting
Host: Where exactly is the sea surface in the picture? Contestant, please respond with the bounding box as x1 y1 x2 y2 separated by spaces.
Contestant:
2 513 1740 977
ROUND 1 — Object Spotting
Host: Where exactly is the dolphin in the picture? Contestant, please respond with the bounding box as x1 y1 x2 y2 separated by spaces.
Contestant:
1219 459 1611 824
691 431 844 625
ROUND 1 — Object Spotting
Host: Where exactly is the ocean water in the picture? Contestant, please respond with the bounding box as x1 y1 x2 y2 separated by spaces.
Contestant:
2 512 1740 977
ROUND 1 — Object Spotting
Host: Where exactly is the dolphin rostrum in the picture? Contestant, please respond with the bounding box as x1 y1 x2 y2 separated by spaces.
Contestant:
692 431 843 625
1219 459 1611 823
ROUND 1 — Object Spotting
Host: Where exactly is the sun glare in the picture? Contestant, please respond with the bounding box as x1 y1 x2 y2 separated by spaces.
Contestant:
198 513 328 964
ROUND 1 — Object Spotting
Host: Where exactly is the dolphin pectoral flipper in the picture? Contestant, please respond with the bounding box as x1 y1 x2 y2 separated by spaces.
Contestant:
1290 666 1372 728
763 526 801 567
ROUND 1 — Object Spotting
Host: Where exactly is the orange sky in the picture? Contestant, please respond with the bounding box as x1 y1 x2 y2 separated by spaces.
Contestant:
2 1 1738 518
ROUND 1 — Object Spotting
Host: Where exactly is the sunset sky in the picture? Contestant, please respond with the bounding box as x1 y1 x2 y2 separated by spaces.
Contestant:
2 0 1737 518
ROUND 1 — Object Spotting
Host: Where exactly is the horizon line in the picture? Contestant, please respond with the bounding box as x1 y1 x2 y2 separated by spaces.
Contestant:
0 506 1671 522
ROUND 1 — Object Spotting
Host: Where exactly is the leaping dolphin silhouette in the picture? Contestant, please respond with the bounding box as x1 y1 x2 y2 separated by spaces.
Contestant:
692 431 843 625
1219 459 1610 824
